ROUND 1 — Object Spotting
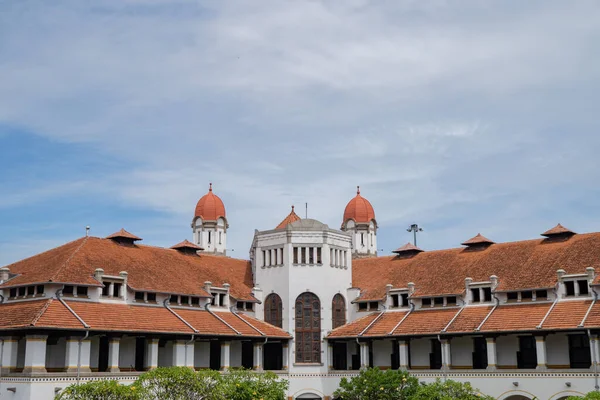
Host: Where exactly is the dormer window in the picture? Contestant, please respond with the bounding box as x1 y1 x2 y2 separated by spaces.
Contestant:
470 285 493 303
8 285 44 299
390 292 410 308
62 285 89 298
357 301 378 312
564 279 590 297
506 289 549 303
420 295 459 308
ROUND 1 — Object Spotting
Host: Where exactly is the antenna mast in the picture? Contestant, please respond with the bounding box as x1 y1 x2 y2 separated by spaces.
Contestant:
406 224 423 246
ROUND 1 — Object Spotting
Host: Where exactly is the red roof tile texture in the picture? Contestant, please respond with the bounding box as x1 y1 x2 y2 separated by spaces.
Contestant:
194 184 226 221
106 229 142 241
343 187 375 224
479 303 551 333
170 240 203 251
329 313 380 338
542 224 575 237
1 237 255 300
461 233 495 246
276 206 302 229
0 299 52 329
445 306 492 333
353 233 600 301
392 243 424 254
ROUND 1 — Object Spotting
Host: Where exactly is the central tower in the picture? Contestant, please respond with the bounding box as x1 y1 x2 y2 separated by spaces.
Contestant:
191 183 228 255
341 186 378 258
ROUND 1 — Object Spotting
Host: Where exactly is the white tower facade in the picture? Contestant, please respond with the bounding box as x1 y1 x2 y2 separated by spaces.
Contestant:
191 184 228 255
251 217 353 375
341 187 378 258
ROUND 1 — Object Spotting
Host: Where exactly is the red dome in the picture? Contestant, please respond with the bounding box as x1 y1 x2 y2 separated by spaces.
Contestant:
194 183 226 221
343 186 375 223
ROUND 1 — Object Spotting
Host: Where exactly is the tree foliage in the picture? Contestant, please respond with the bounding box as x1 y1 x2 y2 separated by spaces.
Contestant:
333 368 419 400
136 367 222 400
411 379 494 400
55 380 139 400
220 369 288 400
567 393 600 400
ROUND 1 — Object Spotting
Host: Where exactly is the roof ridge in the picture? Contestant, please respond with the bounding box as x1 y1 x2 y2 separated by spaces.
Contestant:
4 237 87 269
49 236 90 283
231 311 265 336
31 299 53 326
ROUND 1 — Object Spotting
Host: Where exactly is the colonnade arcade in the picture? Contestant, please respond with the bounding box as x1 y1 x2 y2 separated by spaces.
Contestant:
328 331 598 372
0 332 288 375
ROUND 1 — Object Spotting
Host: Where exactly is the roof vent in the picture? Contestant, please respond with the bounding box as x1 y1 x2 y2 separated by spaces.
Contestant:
106 229 142 246
541 224 576 240
0 267 10 283
392 242 424 257
170 239 203 254
461 233 495 249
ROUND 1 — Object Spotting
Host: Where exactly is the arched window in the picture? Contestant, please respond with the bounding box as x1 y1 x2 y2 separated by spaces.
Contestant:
295 292 321 363
264 293 283 328
332 294 346 329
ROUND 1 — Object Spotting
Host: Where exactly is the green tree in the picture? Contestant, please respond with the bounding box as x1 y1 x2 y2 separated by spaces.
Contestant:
55 380 139 400
135 367 223 400
220 369 288 400
410 379 494 400
333 368 419 400
567 392 600 400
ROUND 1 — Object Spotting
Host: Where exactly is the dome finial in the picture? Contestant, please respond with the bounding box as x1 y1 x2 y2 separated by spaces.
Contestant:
291 205 295 211
357 185 360 195
209 182 213 192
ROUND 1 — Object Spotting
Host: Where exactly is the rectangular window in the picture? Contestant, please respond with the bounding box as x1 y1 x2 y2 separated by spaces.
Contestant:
301 248 306 264
422 298 432 307
170 294 178 304
135 292 145 301
391 294 399 308
565 281 576 297
369 301 378 311
401 293 409 306
262 250 267 267
245 302 253 311
77 286 88 297
471 288 481 303
191 297 200 306
521 291 533 301
27 286 35 296
358 303 368 311
536 290 548 300
180 296 189 305
147 293 157 302
18 287 26 296
293 247 299 264
309 248 314 264
113 283 122 298
219 293 226 306
446 296 457 306
63 285 74 296
101 284 110 297
483 287 492 302
434 297 444 306
569 334 591 368
507 292 518 302
9 288 17 298
578 280 589 295
317 248 322 264
237 301 244 310
36 285 45 295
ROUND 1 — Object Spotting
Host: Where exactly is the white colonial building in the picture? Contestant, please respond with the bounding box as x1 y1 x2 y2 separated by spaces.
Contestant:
1 184 600 400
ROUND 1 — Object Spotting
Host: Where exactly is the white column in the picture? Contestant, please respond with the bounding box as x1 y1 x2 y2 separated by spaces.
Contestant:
0 337 19 374
108 282 115 298
590 335 600 370
146 339 159 370
65 336 91 373
253 343 263 371
23 335 48 374
282 343 289 371
184 341 195 368
172 340 186 366
536 336 547 370
359 342 369 369
108 337 120 373
327 343 334 370
486 337 497 371
441 339 452 370
399 340 409 369
220 341 230 371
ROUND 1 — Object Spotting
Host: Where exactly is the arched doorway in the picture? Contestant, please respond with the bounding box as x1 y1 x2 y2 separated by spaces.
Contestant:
295 292 321 363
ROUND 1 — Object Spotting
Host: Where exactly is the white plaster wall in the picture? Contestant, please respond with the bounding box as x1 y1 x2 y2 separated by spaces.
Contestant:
373 340 393 368
546 333 570 367
45 338 66 370
194 342 210 369
118 337 136 370
230 341 242 368
410 338 431 368
497 335 519 367
451 337 473 368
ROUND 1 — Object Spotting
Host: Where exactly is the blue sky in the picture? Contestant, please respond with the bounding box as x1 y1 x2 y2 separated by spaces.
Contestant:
1 0 600 265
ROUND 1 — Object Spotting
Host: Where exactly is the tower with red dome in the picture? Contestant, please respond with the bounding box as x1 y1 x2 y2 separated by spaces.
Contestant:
341 186 378 258
191 183 228 255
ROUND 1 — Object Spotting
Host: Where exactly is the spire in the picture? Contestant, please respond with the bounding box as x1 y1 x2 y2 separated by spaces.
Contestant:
276 205 301 229
209 182 213 192
357 185 360 195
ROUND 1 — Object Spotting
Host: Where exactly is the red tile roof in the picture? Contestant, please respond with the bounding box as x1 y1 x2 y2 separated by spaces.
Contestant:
392 243 424 255
479 302 551 333
329 313 380 338
194 183 226 221
276 206 301 229
445 306 492 333
1 236 255 300
461 233 495 246
352 232 600 301
542 223 576 237
0 299 53 329
170 240 203 251
393 308 458 335
106 229 142 241
343 187 376 224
